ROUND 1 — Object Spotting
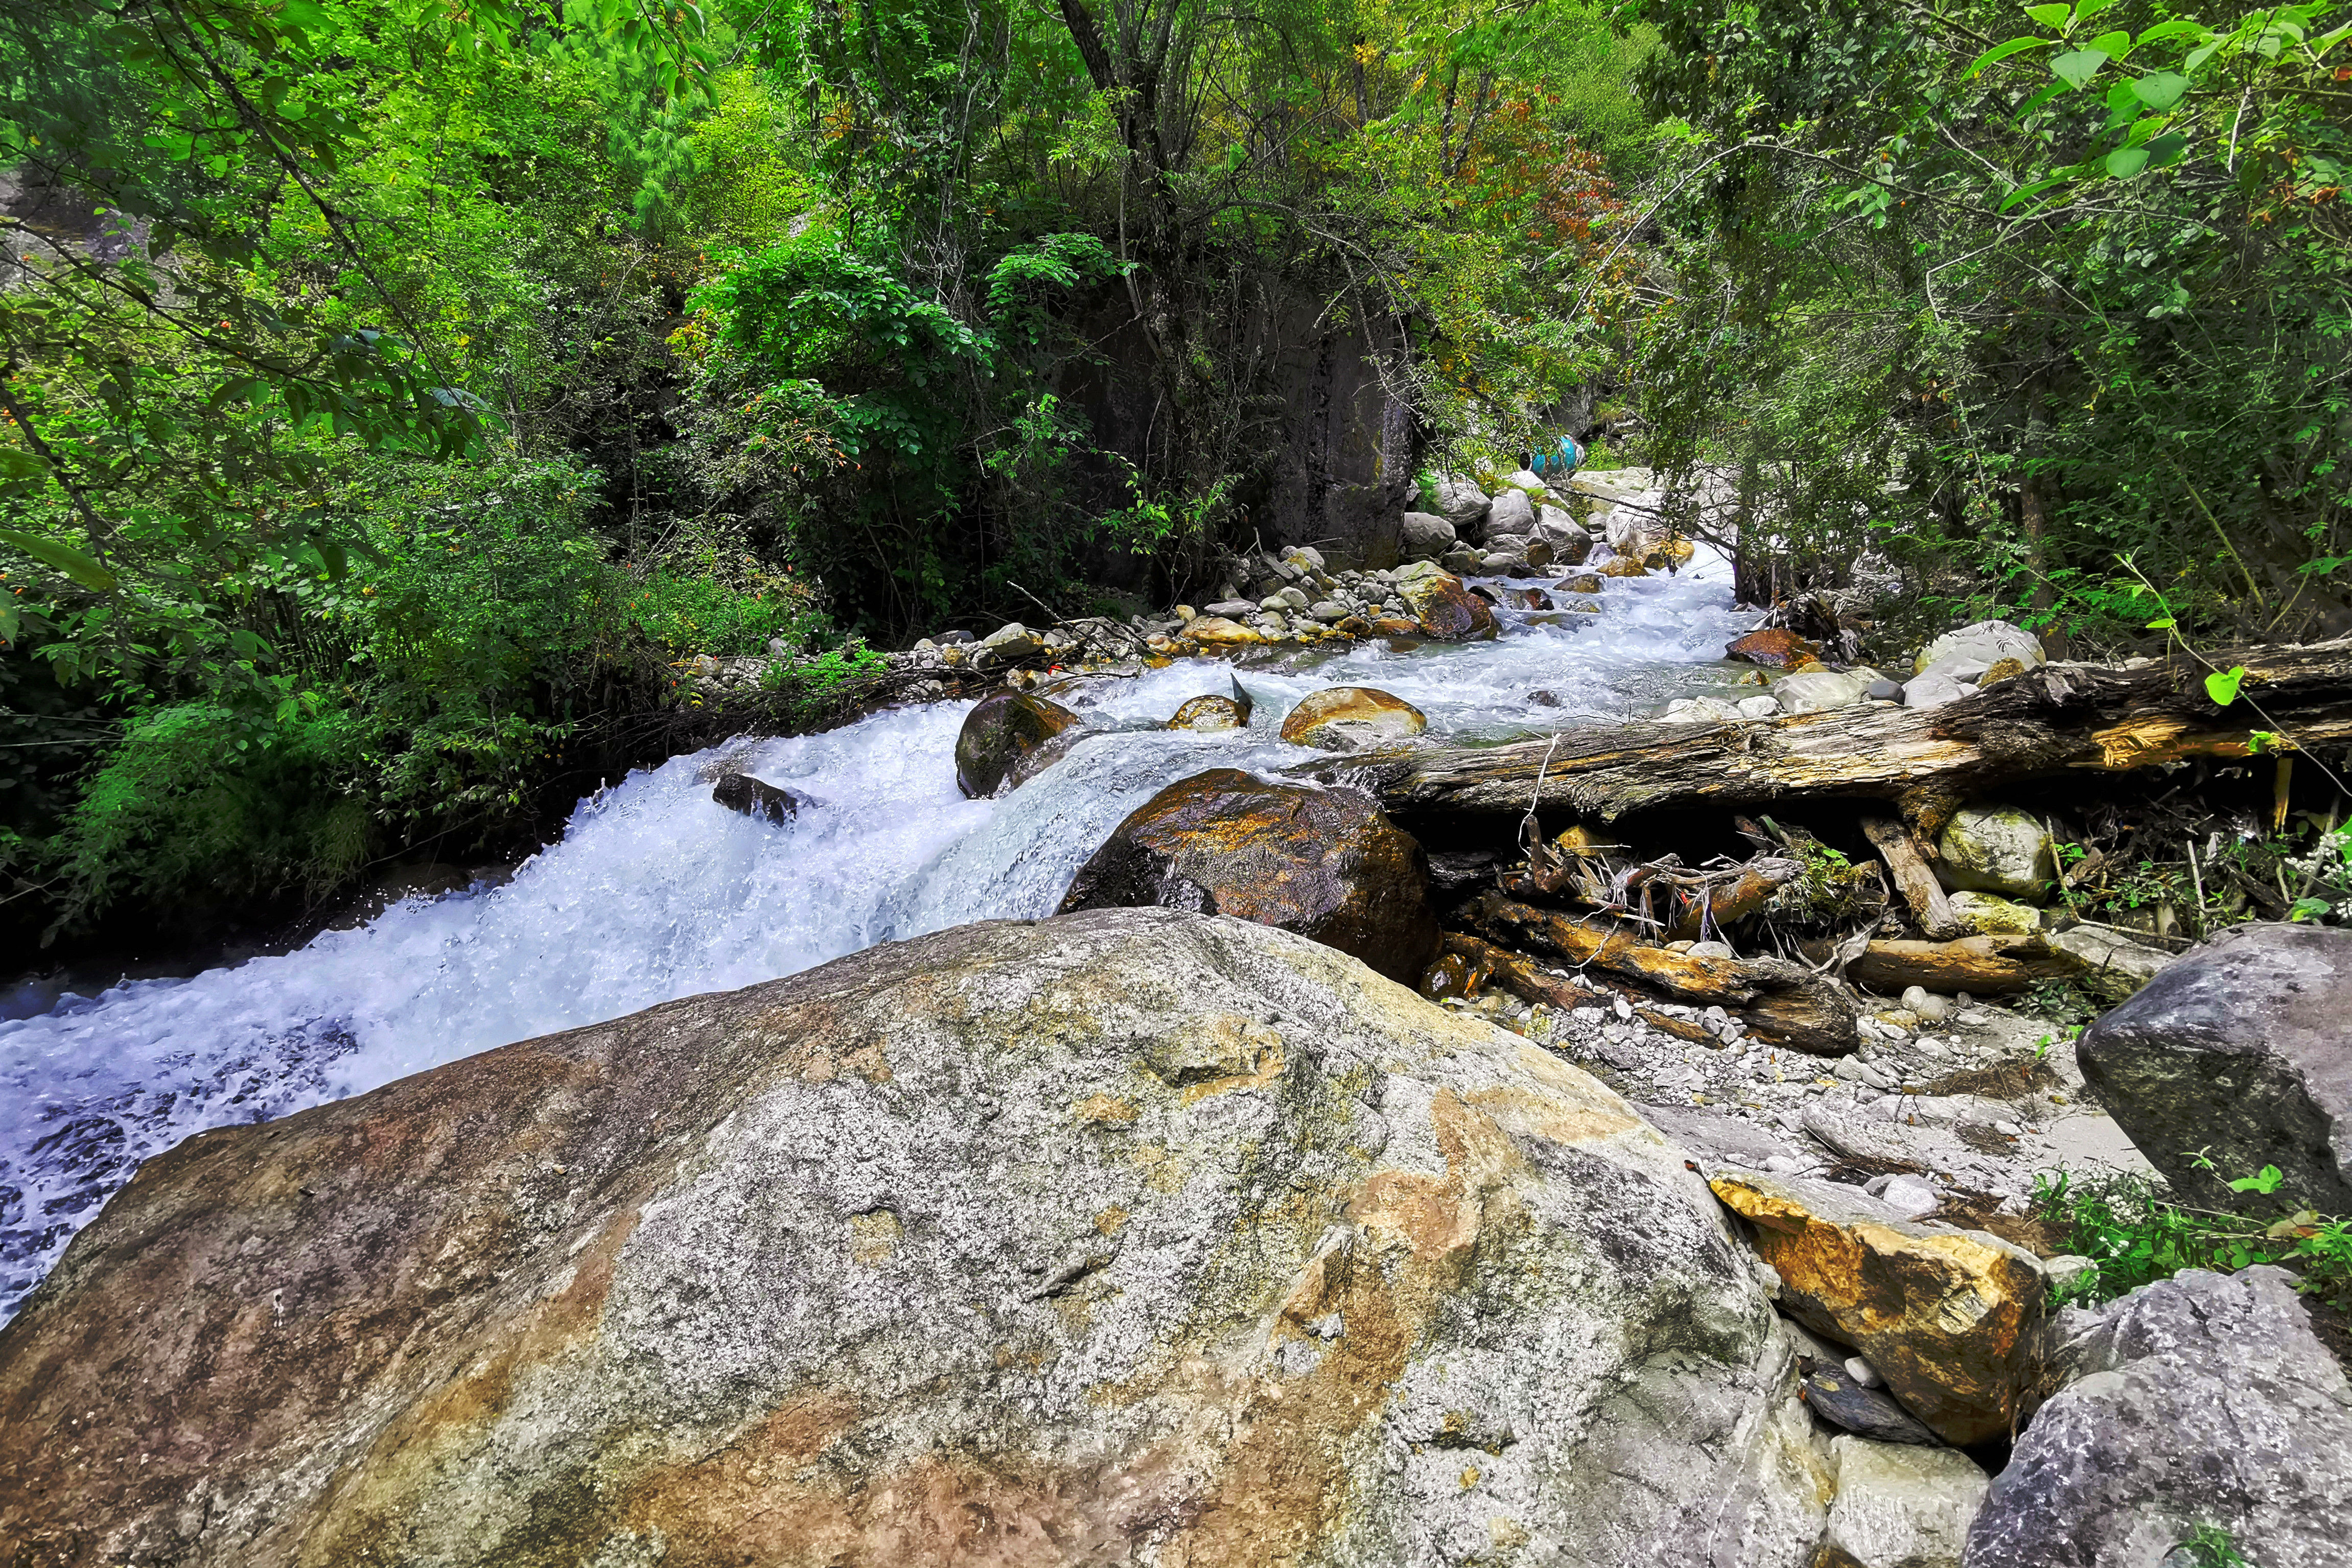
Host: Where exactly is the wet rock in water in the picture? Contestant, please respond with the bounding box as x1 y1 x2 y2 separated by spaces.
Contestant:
1562 573 1603 594
1167 680 1254 733
1708 1169 2045 1445
954 688 1080 798
1727 629 1823 669
1398 569 1500 641
711 771 811 824
1801 1366 1943 1445
2077 922 2352 1213
1370 617 1423 639
1528 689 1564 707
1278 687 1429 753
1595 555 1649 578
1059 769 1440 982
1967 1266 2352 1568
1511 588 1556 611
1818 1436 1987 1568
0 908 1878 1568
1935 805 2055 898
1399 509 1456 561
1915 620 2044 677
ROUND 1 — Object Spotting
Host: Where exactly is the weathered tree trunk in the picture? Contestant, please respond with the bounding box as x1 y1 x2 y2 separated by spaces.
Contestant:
1332 640 2352 823
1859 816 1963 940
1801 934 2083 996
1461 893 1857 1055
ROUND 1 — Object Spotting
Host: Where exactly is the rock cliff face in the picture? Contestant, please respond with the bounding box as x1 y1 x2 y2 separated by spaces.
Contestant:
0 910 1830 1568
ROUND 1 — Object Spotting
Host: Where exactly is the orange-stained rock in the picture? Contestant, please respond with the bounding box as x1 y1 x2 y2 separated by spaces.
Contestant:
1398 571 1499 641
1597 557 1650 578
1182 615 1263 646
0 912 1834 1567
1561 574 1602 595
1726 629 1822 669
1708 1169 2046 1445
1168 680 1253 733
1059 768 1439 981
1370 616 1423 637
955 689 1079 798
1277 687 1427 753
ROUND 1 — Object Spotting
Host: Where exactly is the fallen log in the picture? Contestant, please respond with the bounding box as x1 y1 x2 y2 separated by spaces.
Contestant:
1432 933 1773 1050
1328 640 2352 821
1801 934 2084 996
1463 893 1857 1055
1858 816 1963 940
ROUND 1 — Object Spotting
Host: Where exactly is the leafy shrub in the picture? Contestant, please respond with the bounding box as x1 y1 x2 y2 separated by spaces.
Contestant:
2033 1166 2352 1313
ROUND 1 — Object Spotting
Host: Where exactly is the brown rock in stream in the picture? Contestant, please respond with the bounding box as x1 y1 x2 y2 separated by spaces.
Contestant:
954 689 1079 798
0 911 1834 1567
1709 1169 2046 1446
1059 769 1440 981
1725 629 1821 669
1398 571 1499 641
1277 687 1427 752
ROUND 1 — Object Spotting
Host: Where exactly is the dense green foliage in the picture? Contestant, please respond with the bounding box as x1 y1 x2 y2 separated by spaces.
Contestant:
1628 0 2352 643
3 0 2345 952
2034 1161 2352 1311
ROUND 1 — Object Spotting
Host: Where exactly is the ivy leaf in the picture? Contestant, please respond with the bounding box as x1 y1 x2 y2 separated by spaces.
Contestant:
2205 665 2247 706
2052 48 2110 87
0 528 118 592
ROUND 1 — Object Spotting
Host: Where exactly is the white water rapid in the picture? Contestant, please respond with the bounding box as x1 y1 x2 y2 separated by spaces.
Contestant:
1 553 1756 1318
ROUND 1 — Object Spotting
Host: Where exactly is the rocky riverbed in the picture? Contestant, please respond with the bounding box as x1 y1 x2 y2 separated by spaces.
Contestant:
7 464 2350 1567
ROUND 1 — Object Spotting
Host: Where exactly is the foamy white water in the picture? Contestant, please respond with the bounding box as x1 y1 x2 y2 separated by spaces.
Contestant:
1 552 1752 1317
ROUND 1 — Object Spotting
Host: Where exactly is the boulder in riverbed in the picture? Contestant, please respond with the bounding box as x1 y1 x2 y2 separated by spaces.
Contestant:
1819 1436 1988 1568
1966 1265 2352 1568
1398 569 1500 640
1936 804 2056 898
954 688 1081 798
1058 768 1440 981
2077 921 2352 1213
1167 681 1253 732
1727 629 1822 669
1399 510 1455 560
1708 1169 2046 1446
1278 686 1428 752
1433 473 1491 532
1915 620 2043 678
711 771 812 824
1770 669 1874 714
0 910 1841 1567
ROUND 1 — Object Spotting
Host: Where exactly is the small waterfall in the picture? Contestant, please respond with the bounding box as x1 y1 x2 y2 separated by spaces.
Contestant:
0 553 1752 1319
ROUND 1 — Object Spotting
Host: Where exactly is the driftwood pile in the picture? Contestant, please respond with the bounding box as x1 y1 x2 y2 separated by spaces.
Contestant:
1347 640 2352 1055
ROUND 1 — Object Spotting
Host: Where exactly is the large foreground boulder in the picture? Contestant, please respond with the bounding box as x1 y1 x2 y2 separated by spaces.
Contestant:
2078 922 2352 1213
1057 768 1440 982
1966 1266 2352 1568
954 688 1080 798
0 911 1834 1567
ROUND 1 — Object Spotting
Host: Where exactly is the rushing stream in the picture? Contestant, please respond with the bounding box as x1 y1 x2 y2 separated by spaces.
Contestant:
1 553 1754 1319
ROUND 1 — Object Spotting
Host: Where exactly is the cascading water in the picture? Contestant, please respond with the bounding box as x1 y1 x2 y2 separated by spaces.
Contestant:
0 553 1756 1319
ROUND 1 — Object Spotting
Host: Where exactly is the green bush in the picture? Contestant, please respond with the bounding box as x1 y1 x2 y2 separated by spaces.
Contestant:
56 704 373 923
2033 1165 2352 1314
